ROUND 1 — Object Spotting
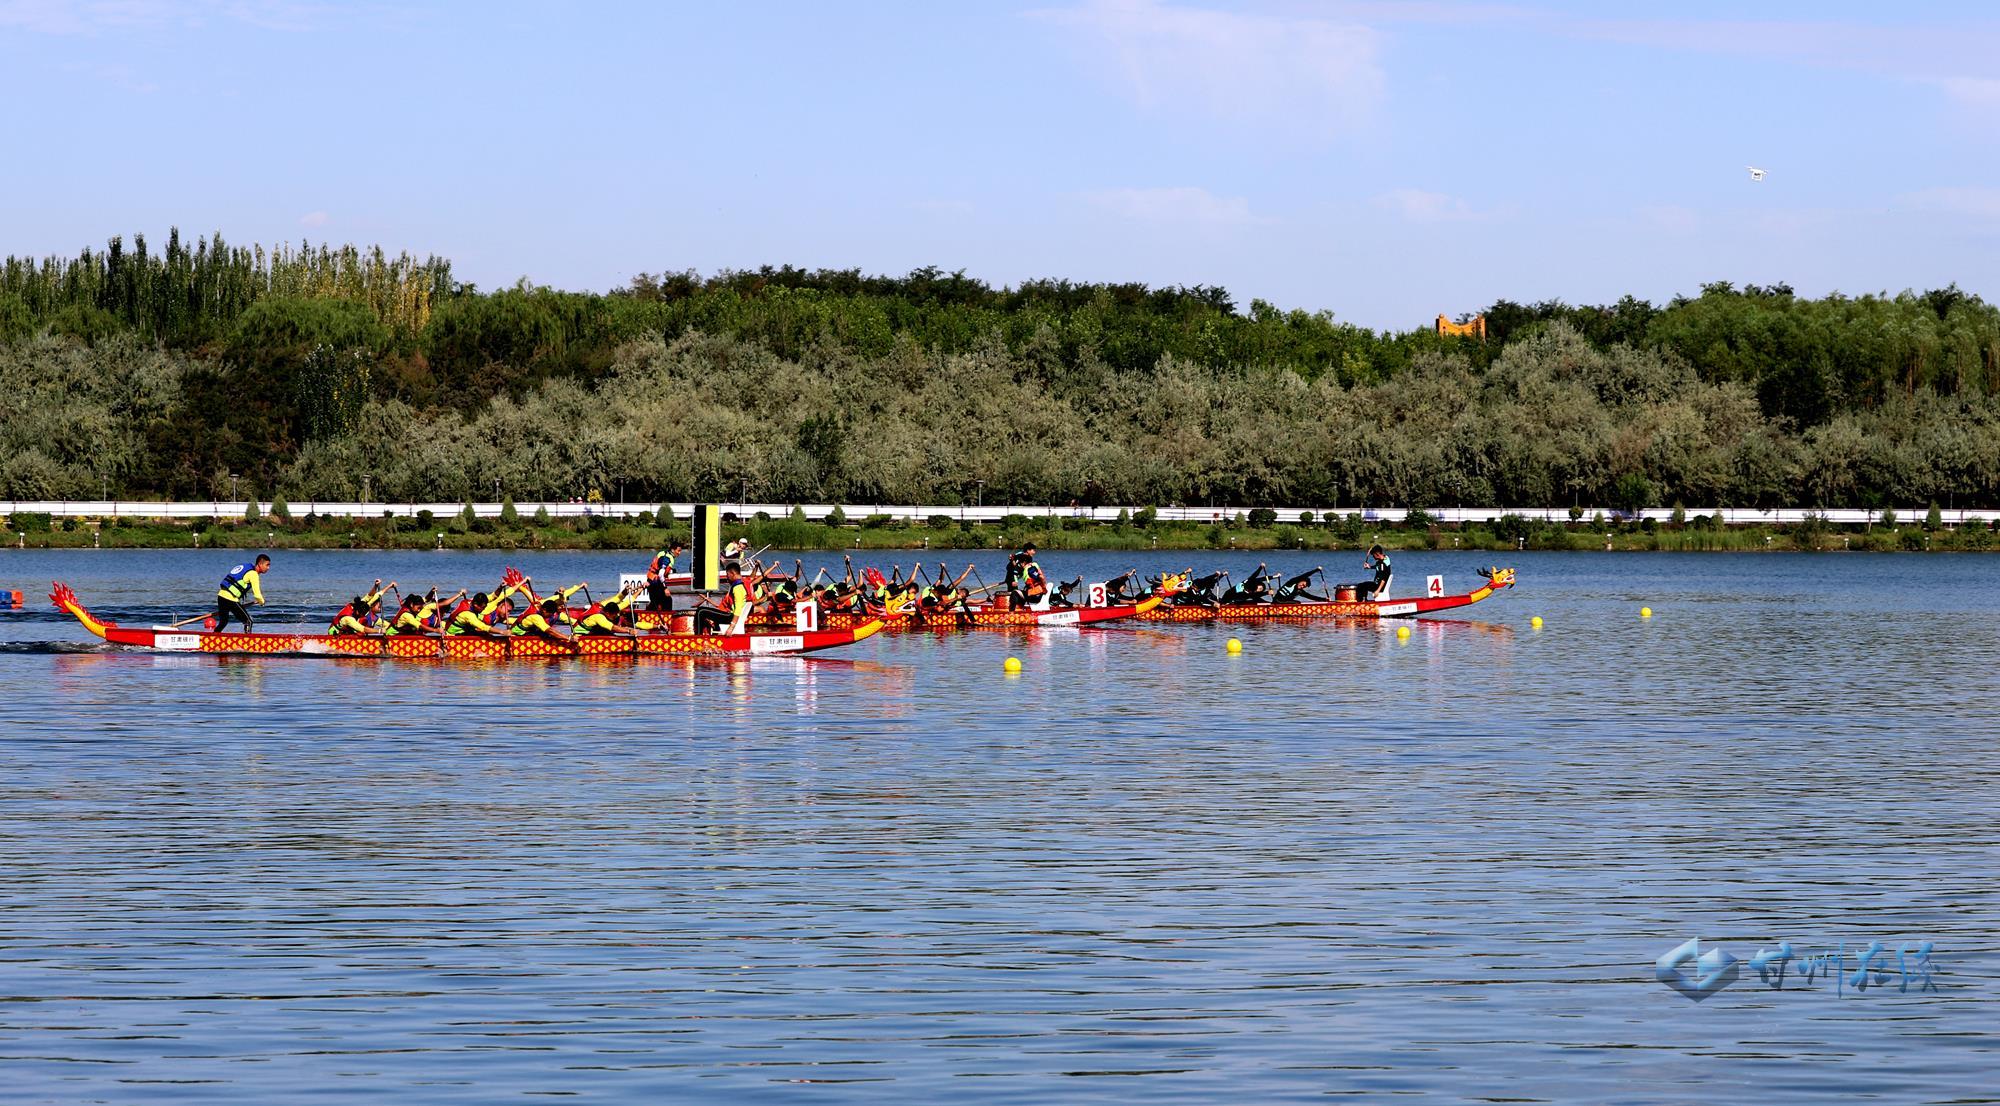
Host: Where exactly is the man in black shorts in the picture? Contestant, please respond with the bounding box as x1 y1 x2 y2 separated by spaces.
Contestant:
215 554 271 631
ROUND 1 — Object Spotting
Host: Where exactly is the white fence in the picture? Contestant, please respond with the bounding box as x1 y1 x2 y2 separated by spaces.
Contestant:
1 500 1988 528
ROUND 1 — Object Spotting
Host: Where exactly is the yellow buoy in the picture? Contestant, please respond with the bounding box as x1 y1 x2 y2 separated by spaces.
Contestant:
1640 606 1653 619
1226 637 1242 654
1003 656 1022 674
1395 625 1411 640
1530 616 1544 630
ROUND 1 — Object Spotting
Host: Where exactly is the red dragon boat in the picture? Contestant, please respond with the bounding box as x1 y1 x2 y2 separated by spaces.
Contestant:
1137 568 1516 622
49 583 884 660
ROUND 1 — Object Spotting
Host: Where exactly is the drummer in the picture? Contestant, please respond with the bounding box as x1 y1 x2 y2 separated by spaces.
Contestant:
1363 545 1393 599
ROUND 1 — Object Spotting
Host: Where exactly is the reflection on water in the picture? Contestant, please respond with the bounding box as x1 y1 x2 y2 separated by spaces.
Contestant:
0 549 1996 1104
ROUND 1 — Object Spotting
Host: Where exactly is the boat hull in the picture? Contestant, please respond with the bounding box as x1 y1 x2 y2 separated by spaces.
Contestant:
48 584 882 659
1138 575 1514 621
603 595 1163 632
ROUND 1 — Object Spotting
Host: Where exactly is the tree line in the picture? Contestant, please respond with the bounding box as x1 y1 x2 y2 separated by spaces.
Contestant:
3 231 1999 509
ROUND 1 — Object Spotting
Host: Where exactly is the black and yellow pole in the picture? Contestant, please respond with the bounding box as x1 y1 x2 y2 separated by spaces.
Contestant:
690 504 722 593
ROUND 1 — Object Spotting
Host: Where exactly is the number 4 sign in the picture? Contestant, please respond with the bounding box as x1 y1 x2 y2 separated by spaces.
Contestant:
1425 574 1444 598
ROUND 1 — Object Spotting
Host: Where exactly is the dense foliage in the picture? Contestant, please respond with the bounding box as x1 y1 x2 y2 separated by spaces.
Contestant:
4 232 1999 508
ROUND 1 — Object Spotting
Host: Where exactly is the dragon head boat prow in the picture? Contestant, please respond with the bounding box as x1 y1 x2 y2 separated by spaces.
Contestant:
50 581 117 639
1478 566 1517 589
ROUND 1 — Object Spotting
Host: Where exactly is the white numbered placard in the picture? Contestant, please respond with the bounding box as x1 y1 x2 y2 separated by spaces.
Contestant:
1088 582 1107 608
794 600 819 632
1426 574 1444 598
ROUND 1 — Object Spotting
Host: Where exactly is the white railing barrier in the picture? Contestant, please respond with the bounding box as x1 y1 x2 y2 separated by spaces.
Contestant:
0 501 1988 528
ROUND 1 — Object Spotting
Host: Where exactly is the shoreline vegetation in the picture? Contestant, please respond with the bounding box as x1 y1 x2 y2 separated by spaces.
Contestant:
4 233 2000 518
1 505 1983 553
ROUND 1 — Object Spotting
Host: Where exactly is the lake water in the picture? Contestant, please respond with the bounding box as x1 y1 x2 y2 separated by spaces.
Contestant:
0 549 1994 1104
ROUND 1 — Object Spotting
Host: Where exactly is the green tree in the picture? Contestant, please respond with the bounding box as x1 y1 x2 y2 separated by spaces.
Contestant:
1613 472 1653 516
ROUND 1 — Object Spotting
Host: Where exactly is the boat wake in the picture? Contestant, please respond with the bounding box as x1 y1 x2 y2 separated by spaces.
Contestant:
0 640 122 655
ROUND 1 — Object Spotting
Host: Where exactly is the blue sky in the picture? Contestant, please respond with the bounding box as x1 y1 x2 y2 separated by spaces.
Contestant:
2 0 1996 329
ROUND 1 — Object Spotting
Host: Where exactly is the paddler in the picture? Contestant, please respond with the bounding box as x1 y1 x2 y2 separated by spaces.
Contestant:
767 559 804 605
521 579 587 626
1221 563 1273 604
812 572 860 614
447 576 530 637
1180 569 1226 607
390 589 464 636
916 563 975 626
1273 567 1328 603
1364 545 1393 599
213 554 270 632
327 593 386 635
1103 569 1147 605
599 583 640 627
327 579 396 634
573 585 642 637
510 597 572 643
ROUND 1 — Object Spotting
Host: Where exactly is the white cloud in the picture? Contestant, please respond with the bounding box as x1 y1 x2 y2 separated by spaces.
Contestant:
1087 186 1262 226
298 210 330 227
1034 0 1383 137
1902 187 2000 221
1375 189 1487 224
1937 76 2000 114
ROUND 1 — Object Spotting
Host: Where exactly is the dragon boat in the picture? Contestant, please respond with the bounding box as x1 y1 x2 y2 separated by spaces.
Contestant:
1136 568 1516 622
49 583 883 659
594 594 1164 633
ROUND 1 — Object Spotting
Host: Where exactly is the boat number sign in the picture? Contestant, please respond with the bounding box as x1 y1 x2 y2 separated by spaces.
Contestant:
794 600 819 632
1426 575 1444 598
1088 583 1107 608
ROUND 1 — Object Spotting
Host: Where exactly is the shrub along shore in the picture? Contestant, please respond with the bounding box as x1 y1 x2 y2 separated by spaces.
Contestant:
1 504 1982 554
6 233 2000 513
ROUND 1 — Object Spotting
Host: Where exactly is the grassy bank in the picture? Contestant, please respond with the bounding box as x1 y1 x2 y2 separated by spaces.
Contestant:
2 510 1987 554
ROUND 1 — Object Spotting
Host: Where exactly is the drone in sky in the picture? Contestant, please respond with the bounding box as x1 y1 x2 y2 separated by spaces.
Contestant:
1747 166 1767 182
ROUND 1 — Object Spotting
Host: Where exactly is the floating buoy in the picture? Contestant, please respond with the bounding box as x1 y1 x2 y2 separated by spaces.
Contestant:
1003 656 1022 674
1530 616 1543 630
1395 625 1411 640
1226 637 1242 654
1640 606 1653 619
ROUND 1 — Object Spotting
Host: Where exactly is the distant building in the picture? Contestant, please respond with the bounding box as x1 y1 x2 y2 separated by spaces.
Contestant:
1435 313 1487 341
